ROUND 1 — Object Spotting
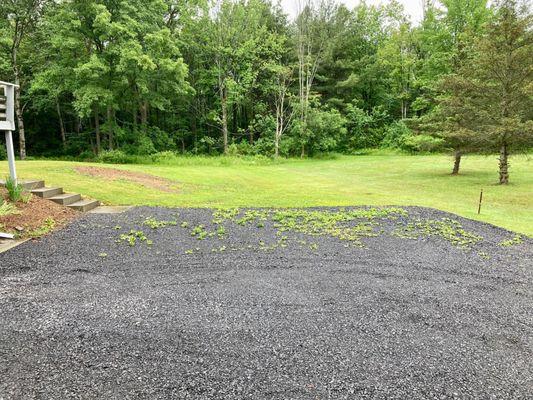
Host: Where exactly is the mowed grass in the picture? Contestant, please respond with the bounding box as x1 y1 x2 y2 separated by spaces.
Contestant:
2 154 532 235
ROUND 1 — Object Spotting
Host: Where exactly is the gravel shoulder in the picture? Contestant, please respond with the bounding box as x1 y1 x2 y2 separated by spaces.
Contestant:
1 206 532 399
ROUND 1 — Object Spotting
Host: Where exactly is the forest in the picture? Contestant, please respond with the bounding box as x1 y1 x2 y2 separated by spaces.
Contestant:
0 0 531 183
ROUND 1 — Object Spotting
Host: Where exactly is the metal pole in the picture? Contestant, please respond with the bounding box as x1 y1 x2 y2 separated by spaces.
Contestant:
4 130 17 184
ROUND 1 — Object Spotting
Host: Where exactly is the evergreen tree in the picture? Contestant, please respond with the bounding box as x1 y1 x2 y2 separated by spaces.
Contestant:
438 0 532 183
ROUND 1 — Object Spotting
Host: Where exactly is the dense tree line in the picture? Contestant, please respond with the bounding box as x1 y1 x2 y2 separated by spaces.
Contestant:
0 0 531 182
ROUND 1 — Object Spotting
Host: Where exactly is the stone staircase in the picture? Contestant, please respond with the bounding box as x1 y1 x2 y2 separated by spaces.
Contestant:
1 180 100 212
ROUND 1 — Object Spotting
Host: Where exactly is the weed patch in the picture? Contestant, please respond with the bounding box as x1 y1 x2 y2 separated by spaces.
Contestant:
117 230 152 247
143 216 178 229
210 207 408 248
0 201 17 217
499 235 523 247
393 217 482 248
28 218 56 238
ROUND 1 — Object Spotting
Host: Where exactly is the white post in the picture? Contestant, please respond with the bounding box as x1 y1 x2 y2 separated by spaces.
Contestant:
1 81 18 185
4 130 17 184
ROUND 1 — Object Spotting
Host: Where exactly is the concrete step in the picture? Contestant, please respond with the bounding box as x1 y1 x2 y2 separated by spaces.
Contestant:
21 180 45 190
0 179 45 190
68 199 100 212
49 193 81 206
1 178 101 213
31 187 63 198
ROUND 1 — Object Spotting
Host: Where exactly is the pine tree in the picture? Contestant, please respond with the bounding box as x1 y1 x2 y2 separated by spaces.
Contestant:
438 0 532 183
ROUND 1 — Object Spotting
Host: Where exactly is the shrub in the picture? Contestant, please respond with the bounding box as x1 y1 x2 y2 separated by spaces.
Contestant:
0 145 6 161
227 141 256 156
96 150 140 164
78 150 96 161
345 105 375 149
252 136 275 156
149 127 176 152
151 151 179 164
194 136 217 155
381 121 444 152
382 121 412 149
133 134 157 155
302 107 347 155
345 105 391 150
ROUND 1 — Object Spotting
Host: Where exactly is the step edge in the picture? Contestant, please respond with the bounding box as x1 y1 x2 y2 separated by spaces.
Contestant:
49 193 81 200
68 199 99 206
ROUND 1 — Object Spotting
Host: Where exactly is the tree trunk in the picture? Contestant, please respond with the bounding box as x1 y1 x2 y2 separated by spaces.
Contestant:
94 108 101 155
499 143 509 184
132 106 138 130
13 74 26 159
220 87 228 155
232 103 237 136
452 150 461 175
140 101 148 130
107 106 114 150
275 101 283 158
56 99 66 147
248 103 254 145
191 105 197 137
275 107 280 158
76 117 82 134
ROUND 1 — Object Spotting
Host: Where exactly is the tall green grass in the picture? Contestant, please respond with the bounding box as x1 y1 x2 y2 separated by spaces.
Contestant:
4 177 26 203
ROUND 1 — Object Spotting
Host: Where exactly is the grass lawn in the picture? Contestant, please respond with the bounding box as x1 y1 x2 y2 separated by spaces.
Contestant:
2 154 532 236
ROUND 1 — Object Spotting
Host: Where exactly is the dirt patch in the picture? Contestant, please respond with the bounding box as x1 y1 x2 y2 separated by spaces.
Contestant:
0 189 77 238
75 166 179 193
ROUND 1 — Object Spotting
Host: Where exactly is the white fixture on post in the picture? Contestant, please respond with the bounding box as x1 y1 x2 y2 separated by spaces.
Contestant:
0 80 18 185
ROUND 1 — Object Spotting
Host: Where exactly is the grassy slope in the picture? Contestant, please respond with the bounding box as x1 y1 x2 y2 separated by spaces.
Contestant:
2 154 532 235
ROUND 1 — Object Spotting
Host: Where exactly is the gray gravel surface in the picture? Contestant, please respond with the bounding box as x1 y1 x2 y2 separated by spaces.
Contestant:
0 206 532 399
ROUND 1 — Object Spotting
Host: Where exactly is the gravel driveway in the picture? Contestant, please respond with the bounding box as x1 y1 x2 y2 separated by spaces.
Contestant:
1 206 532 399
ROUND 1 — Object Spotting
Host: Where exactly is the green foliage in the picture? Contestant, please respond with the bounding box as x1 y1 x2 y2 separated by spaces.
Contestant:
499 234 523 247
190 224 209 240
0 0 530 186
345 105 378 150
402 135 445 153
210 207 408 247
143 217 177 229
294 106 348 156
382 121 412 150
435 0 532 182
4 177 27 203
117 229 152 247
171 206 488 253
0 200 17 216
393 217 483 248
28 218 56 238
126 135 158 156
96 150 140 164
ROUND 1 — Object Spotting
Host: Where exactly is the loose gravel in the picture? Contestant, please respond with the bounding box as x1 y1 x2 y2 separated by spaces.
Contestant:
0 206 532 399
